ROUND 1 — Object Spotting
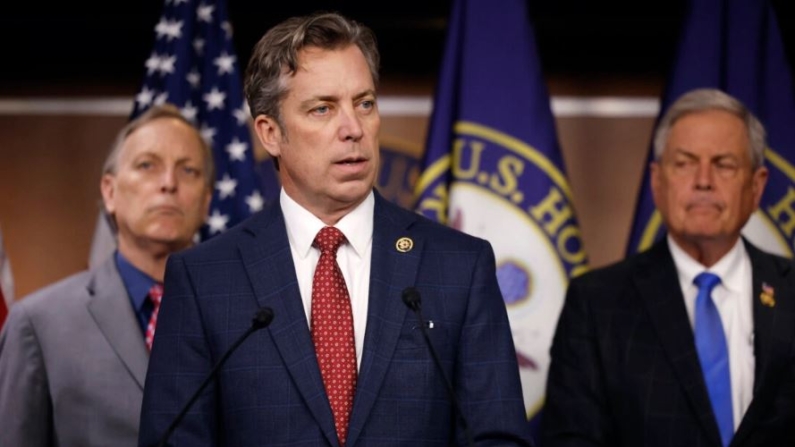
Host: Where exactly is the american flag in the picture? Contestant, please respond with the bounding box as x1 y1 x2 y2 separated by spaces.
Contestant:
132 0 268 239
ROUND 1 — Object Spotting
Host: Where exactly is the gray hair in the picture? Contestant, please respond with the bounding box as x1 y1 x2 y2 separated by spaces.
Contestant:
102 104 215 189
653 88 767 169
243 11 380 130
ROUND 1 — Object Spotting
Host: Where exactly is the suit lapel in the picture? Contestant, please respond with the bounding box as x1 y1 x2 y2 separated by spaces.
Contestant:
732 241 794 446
345 194 423 447
236 203 338 446
86 257 149 389
634 241 723 447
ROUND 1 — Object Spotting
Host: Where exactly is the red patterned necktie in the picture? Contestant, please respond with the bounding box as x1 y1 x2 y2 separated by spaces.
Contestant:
311 226 357 446
144 283 164 352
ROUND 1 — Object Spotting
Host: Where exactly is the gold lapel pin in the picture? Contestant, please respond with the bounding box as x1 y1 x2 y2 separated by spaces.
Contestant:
760 282 776 308
396 237 413 253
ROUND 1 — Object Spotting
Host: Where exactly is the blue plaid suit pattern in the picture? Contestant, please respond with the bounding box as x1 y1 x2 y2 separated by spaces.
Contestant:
139 192 533 446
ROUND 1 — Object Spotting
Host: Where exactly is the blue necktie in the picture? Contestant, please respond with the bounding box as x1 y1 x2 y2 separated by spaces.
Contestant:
693 272 733 447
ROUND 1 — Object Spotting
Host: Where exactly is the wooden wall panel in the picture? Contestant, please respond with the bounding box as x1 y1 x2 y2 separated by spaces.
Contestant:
557 117 654 268
0 116 125 297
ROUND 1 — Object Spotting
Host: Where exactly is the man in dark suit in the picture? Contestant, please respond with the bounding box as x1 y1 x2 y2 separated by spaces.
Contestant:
138 12 533 447
0 105 213 447
542 88 795 447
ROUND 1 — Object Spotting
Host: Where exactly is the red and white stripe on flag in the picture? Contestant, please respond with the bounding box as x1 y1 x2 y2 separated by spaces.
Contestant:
0 286 7 329
0 228 14 329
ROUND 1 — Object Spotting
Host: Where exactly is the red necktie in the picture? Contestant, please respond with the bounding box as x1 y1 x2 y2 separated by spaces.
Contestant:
145 283 164 352
311 226 357 446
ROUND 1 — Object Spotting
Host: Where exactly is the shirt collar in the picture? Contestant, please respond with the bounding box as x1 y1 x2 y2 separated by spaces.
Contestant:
114 250 158 310
280 189 374 260
667 235 745 293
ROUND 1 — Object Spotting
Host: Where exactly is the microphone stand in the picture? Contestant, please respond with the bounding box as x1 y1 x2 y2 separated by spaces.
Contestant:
155 308 274 447
402 287 475 447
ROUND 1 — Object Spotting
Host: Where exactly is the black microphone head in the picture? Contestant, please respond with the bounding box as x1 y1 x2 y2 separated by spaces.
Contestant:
252 307 274 329
401 287 421 312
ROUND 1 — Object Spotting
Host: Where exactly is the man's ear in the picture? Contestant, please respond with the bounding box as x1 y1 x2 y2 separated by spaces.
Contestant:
100 174 116 216
752 165 769 208
253 115 283 159
650 161 661 209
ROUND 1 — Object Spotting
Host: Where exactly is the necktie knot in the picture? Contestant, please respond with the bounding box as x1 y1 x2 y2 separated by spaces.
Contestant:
694 272 721 295
148 283 164 306
314 226 346 255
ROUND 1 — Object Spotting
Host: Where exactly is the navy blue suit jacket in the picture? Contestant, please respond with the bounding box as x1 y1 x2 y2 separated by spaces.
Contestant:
542 239 795 447
138 192 533 446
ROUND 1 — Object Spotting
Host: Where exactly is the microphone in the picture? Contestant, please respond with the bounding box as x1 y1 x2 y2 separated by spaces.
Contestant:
155 307 275 447
401 287 474 447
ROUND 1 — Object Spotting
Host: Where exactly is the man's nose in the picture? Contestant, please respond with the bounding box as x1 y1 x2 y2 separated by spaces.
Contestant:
338 106 364 142
160 167 178 193
694 161 715 191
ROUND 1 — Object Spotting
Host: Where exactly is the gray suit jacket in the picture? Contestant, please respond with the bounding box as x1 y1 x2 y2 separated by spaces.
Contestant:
0 256 148 447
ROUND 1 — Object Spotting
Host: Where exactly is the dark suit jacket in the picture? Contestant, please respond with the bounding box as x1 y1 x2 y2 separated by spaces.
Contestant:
0 257 148 447
542 239 795 447
138 192 534 447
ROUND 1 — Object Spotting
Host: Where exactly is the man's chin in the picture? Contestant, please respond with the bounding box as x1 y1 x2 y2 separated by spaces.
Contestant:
679 226 731 243
331 181 373 203
145 228 195 250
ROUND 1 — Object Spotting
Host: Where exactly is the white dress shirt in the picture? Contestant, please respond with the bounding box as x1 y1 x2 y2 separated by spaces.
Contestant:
281 189 374 370
668 235 755 431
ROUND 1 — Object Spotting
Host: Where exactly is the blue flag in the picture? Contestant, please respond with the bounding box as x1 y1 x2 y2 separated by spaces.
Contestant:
627 0 795 256
132 0 273 240
414 0 587 431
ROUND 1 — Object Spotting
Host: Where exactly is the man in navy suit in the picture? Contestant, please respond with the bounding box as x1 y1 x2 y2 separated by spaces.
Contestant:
138 12 534 447
542 88 795 446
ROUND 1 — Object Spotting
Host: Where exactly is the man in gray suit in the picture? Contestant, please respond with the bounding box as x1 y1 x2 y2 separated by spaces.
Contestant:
0 104 213 447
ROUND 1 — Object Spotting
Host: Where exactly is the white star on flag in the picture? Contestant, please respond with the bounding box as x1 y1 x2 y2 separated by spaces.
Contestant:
215 174 238 199
200 124 217 144
193 38 205 56
186 69 201 89
232 105 249 125
145 54 162 75
245 190 265 213
155 19 183 41
214 53 236 75
222 21 233 39
197 4 215 23
225 138 248 161
154 92 169 105
181 101 198 122
203 87 226 110
206 209 229 234
136 87 155 108
159 55 177 75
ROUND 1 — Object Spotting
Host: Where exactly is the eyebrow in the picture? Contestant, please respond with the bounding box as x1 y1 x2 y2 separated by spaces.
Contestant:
353 89 377 101
671 148 739 160
299 89 377 110
130 151 200 166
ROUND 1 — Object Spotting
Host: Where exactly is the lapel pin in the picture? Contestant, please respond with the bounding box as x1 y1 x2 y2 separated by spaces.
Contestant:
396 237 413 253
760 282 776 308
